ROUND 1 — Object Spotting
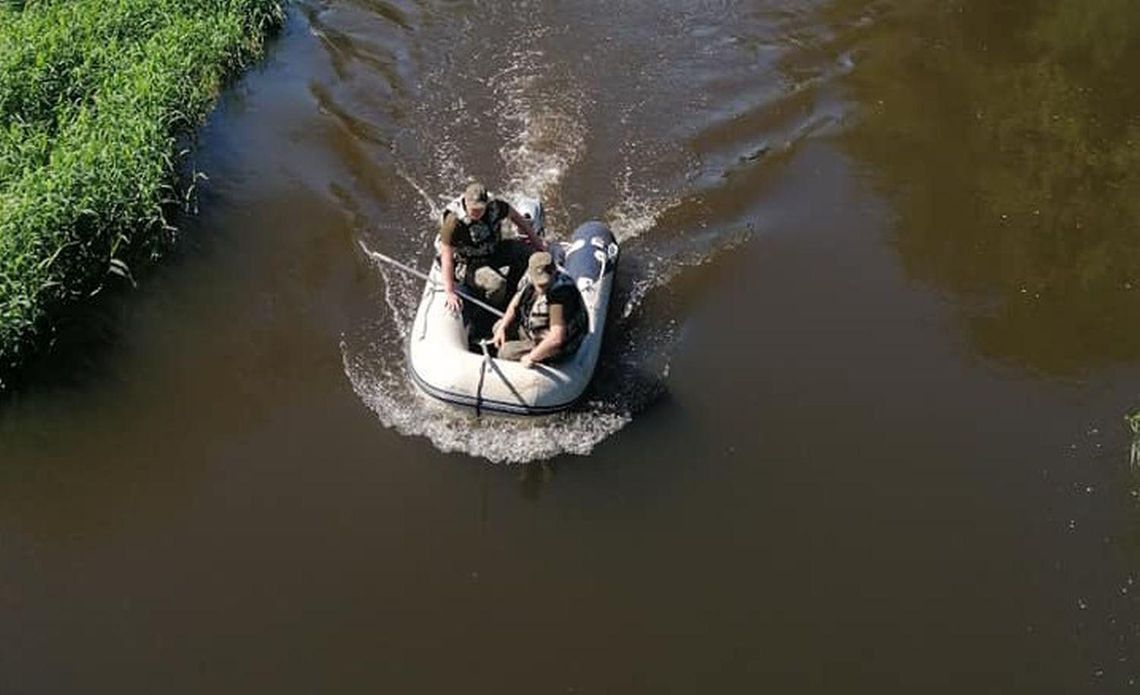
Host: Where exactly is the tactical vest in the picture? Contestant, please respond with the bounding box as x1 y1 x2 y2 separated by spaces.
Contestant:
442 196 507 264
518 275 587 357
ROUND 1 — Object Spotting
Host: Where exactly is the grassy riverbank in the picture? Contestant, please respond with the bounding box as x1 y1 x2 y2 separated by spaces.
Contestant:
0 0 283 384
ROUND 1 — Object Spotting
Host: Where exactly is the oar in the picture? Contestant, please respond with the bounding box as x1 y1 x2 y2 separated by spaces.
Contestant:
358 240 505 319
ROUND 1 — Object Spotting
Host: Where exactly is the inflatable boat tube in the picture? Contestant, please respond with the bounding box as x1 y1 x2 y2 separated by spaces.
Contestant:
408 216 619 416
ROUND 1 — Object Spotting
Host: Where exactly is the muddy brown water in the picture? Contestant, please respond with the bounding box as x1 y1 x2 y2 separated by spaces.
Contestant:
2 1 1139 692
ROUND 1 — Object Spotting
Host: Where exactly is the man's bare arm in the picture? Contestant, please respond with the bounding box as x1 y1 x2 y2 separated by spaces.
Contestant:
438 214 462 311
508 206 543 249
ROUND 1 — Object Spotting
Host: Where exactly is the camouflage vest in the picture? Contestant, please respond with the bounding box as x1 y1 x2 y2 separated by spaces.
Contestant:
518 275 587 356
442 196 508 264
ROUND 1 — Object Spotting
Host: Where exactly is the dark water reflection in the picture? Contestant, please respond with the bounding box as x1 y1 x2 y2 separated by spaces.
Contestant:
831 0 1140 374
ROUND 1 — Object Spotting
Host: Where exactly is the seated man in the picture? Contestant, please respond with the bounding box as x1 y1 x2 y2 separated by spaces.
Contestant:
492 252 587 368
439 181 543 313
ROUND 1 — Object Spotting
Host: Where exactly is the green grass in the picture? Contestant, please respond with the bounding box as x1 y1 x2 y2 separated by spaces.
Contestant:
0 0 283 384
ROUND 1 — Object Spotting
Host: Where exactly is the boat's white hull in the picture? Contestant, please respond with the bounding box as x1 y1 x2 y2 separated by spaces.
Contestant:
408 221 618 416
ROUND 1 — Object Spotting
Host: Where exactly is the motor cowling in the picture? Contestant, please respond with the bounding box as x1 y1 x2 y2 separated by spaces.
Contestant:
514 198 545 239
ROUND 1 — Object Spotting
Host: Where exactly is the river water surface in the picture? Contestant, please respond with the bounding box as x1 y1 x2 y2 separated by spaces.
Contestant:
2 1 1139 692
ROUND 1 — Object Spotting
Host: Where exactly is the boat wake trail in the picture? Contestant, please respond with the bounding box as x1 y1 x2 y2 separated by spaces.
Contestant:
496 45 586 230
339 0 822 462
342 23 664 464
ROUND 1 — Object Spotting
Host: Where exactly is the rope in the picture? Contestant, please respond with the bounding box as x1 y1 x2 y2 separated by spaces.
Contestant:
475 340 492 417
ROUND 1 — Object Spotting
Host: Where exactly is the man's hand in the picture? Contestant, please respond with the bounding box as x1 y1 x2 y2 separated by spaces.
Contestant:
492 320 506 348
520 354 535 369
444 291 462 313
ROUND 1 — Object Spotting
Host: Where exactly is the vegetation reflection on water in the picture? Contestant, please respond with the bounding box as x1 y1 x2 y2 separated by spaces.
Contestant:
831 0 1140 376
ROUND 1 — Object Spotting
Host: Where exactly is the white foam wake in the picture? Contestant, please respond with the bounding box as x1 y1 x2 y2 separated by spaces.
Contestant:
495 45 586 235
343 26 648 463
345 346 633 464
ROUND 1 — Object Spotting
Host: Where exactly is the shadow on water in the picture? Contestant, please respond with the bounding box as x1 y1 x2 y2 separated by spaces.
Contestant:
0 285 129 402
827 0 1140 376
824 6 1140 684
0 177 215 402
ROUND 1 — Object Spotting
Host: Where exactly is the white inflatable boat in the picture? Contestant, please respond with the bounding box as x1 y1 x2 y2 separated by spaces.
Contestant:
407 200 619 416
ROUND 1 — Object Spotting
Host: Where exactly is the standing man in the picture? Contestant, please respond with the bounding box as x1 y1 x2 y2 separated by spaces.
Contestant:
439 181 543 313
492 252 587 368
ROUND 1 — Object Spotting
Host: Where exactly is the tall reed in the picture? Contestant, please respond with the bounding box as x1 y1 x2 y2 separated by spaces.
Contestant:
0 0 283 383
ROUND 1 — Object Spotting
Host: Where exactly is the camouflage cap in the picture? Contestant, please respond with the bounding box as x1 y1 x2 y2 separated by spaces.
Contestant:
464 182 489 211
527 251 554 286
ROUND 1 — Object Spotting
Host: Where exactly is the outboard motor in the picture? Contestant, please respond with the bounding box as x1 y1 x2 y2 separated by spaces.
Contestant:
514 197 545 239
